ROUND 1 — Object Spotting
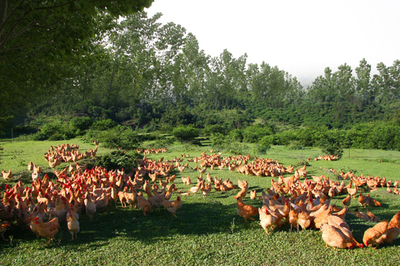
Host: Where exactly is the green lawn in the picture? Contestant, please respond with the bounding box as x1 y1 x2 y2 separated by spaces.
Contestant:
1 139 400 265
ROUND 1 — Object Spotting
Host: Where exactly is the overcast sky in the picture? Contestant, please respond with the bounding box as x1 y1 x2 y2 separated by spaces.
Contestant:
146 0 400 86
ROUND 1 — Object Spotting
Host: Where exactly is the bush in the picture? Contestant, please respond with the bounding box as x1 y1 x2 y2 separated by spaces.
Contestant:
242 124 275 143
210 133 228 148
101 125 140 150
91 119 118 131
318 130 344 158
95 150 141 171
203 124 227 136
228 129 243 142
172 124 199 143
32 121 75 140
257 135 273 154
70 116 93 132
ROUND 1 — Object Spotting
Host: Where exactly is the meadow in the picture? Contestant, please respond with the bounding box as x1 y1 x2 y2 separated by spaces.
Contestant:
0 139 399 265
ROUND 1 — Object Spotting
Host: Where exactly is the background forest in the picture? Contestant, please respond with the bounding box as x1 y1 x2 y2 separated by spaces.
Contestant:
2 10 400 155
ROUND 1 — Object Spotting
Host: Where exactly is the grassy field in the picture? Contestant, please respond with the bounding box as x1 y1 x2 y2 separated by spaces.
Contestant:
1 139 400 265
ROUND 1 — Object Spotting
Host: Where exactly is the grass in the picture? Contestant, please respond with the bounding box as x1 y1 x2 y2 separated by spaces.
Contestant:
1 139 400 265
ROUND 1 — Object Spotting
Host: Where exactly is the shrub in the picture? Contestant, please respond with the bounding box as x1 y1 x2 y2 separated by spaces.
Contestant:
101 125 140 150
242 124 275 143
70 116 93 132
210 133 228 148
172 124 199 143
91 119 118 131
203 124 227 136
228 129 243 142
318 130 344 158
257 135 273 154
95 150 141 171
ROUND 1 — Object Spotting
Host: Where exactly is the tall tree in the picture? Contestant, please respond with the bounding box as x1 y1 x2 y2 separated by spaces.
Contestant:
0 0 154 130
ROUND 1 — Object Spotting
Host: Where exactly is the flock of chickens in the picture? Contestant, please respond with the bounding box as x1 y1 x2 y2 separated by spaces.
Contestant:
0 143 399 250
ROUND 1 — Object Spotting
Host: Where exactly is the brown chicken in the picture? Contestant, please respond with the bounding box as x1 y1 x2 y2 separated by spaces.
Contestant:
342 194 351 207
136 194 152 216
258 206 278 234
358 193 370 207
2 169 12 182
363 220 389 248
67 210 80 240
313 204 334 229
162 196 182 217
297 210 312 231
250 190 257 200
34 216 59 243
288 207 299 232
321 224 354 249
145 188 165 209
366 209 380 223
84 191 96 220
383 211 400 244
236 197 258 222
326 215 363 248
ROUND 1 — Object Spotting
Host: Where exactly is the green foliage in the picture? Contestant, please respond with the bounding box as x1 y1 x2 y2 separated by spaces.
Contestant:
318 130 344 158
228 129 243 142
91 119 118 131
172 124 199 143
33 121 74 141
242 124 275 143
209 133 228 148
70 116 93 132
202 124 227 136
257 135 273 154
95 150 140 171
101 125 141 150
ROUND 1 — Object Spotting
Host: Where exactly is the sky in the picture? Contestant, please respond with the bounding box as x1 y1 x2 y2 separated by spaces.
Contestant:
146 0 400 86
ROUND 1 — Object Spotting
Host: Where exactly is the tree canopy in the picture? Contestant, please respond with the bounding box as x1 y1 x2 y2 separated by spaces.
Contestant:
0 0 154 128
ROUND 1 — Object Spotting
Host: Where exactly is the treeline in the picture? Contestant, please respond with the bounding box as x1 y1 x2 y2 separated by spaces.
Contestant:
21 12 398 129
3 12 400 155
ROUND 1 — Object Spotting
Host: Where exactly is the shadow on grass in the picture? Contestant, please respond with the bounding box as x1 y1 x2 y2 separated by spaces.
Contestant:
1 199 253 249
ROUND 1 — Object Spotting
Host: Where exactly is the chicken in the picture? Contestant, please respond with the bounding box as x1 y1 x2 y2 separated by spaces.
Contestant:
94 190 109 211
234 180 249 199
383 212 400 244
34 216 59 244
84 191 96 220
332 206 348 220
326 215 363 248
259 206 279 234
353 209 370 222
366 209 380 223
363 220 389 248
288 207 299 232
136 194 152 216
2 169 12 182
27 161 34 172
236 197 258 222
358 193 370 207
181 176 192 185
145 188 165 209
250 190 257 200
0 221 10 240
313 204 334 229
320 223 357 249
67 210 80 240
342 194 351 207
297 210 312 231
162 196 182 217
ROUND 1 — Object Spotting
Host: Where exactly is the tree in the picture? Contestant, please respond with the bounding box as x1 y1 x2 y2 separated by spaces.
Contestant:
0 0 154 130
